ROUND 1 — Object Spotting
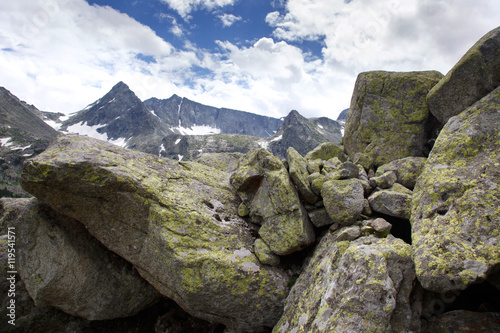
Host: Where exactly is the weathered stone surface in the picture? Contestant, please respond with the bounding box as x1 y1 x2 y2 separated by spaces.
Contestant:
308 172 326 196
322 179 364 226
368 183 413 220
194 152 243 173
0 197 30 234
367 218 392 236
424 310 500 333
427 26 500 124
376 157 427 190
273 234 419 333
308 207 334 228
369 170 397 189
16 199 160 320
254 239 280 266
304 142 346 162
21 135 290 331
231 148 315 256
411 86 500 293
344 70 443 170
287 147 318 204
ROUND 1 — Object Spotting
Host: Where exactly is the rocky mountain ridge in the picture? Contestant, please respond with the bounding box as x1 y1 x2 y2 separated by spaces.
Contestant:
1 26 500 333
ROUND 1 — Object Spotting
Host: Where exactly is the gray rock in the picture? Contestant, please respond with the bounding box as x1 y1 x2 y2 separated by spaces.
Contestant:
231 148 315 256
273 235 419 333
423 310 500 333
344 70 443 170
21 135 290 332
411 86 500 293
194 152 243 173
322 179 365 226
254 239 280 266
16 199 160 320
308 208 335 228
375 157 427 190
304 142 347 162
369 170 397 189
427 26 500 124
368 218 393 236
287 147 318 204
368 183 413 220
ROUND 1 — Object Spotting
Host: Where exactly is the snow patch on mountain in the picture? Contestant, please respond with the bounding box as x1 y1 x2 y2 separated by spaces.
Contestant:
66 121 127 147
174 125 221 136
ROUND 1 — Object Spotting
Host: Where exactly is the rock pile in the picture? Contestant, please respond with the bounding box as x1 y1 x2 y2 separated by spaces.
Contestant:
1 26 499 333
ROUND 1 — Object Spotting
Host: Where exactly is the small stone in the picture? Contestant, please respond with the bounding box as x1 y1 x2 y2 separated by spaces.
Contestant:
362 199 372 216
237 202 250 217
333 226 361 242
369 171 397 189
308 208 335 228
368 218 392 237
254 239 280 266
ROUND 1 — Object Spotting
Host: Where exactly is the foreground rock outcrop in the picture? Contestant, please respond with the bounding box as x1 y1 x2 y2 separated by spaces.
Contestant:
411 85 500 293
21 135 290 331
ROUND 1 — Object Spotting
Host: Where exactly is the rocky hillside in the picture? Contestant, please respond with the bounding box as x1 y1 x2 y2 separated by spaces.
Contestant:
0 87 58 197
1 26 500 333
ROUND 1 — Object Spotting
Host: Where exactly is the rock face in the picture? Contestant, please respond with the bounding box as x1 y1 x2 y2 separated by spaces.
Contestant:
427 26 500 124
230 148 315 256
344 70 443 170
17 199 160 320
273 234 419 333
144 95 283 138
411 86 500 292
21 135 290 332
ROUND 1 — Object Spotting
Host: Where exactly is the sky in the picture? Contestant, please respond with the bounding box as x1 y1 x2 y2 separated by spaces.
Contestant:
1 0 499 120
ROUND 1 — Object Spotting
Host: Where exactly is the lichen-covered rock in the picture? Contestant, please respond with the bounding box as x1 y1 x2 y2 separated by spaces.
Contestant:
21 135 290 332
411 86 500 293
369 170 397 189
368 183 413 220
375 157 427 190
344 70 443 170
286 147 318 204
304 142 347 162
254 239 280 266
321 179 364 226
231 148 315 256
194 152 243 173
307 208 334 228
0 198 31 234
427 26 500 124
273 234 419 333
17 199 160 320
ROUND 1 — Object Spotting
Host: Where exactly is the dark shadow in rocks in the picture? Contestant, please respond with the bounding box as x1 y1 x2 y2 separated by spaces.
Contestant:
375 213 412 244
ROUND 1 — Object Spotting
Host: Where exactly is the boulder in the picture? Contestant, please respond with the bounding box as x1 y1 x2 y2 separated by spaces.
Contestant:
231 148 315 256
254 239 280 266
321 179 364 226
369 170 397 189
427 26 500 124
0 198 31 234
375 157 427 190
286 147 318 204
307 208 334 228
273 234 419 332
16 199 161 320
21 135 290 332
344 70 443 170
304 142 347 162
368 183 413 220
411 86 500 293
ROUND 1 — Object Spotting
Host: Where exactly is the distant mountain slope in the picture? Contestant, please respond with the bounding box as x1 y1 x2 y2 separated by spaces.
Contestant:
268 110 343 158
60 82 173 147
144 96 282 137
0 87 58 197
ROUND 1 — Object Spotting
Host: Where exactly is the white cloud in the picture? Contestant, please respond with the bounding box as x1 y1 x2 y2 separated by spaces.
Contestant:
218 13 242 27
159 0 237 19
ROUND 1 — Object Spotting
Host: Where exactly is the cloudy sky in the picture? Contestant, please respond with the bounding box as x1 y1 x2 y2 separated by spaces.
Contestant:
1 0 499 119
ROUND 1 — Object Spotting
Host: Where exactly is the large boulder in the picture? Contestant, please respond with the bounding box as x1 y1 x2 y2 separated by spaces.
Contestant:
344 70 443 170
273 234 419 332
368 183 413 220
21 135 290 332
427 26 500 124
231 148 315 256
16 199 161 320
411 86 500 293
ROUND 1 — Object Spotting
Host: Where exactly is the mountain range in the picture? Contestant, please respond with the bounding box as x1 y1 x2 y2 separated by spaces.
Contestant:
0 82 343 196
